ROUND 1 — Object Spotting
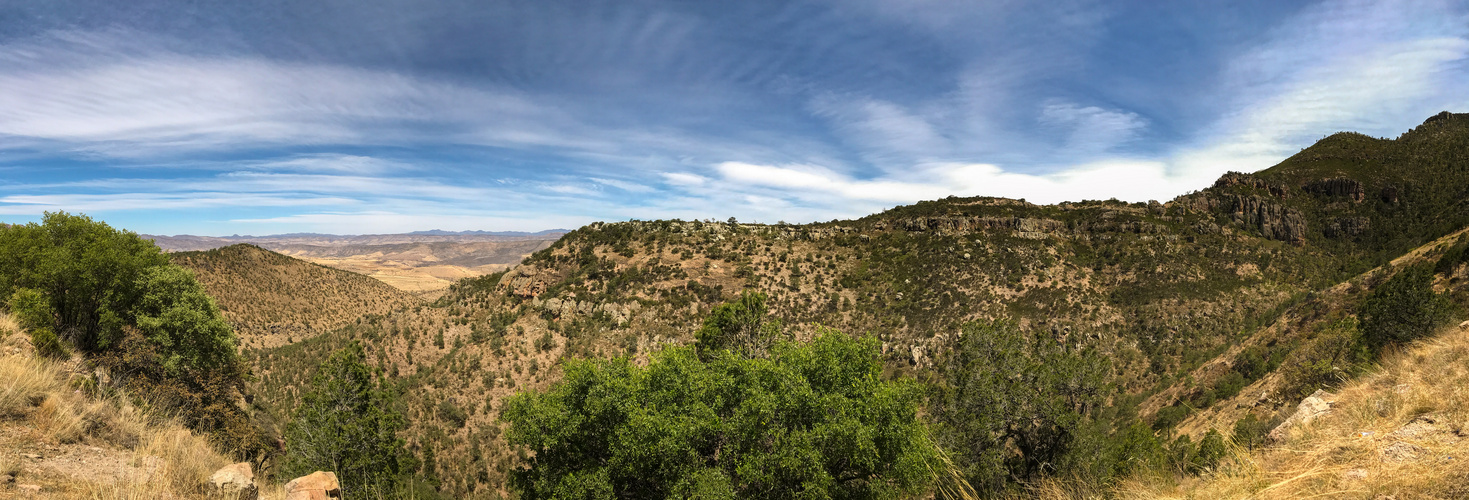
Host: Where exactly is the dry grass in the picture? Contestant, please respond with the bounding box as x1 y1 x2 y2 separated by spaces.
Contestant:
0 324 240 499
0 353 58 416
1119 324 1469 499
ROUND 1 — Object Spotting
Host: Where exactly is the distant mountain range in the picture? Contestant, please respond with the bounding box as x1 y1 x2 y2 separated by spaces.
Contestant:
143 230 568 252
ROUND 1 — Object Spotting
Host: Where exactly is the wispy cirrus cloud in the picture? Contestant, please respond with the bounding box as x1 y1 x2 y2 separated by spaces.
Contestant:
0 0 1465 235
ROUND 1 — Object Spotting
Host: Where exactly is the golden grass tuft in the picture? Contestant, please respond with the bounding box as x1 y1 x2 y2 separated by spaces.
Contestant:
0 353 60 416
1122 324 1469 499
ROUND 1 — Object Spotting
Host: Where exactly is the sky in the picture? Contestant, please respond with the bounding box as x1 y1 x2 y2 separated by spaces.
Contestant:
0 0 1465 235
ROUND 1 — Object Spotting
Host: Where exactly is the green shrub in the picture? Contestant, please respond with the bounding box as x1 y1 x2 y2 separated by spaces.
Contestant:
131 266 239 375
1231 413 1271 450
438 400 468 429
1359 264 1454 351
693 290 783 360
0 212 169 352
929 320 1110 494
502 329 936 500
7 288 54 331
29 327 68 358
1191 429 1227 473
284 343 408 498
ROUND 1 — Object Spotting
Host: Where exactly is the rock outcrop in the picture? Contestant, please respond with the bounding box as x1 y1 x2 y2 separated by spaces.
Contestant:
1303 177 1366 202
209 462 258 500
285 471 341 500
897 216 1065 237
1324 217 1371 239
1192 194 1308 244
1268 389 1335 442
498 266 551 298
535 297 642 324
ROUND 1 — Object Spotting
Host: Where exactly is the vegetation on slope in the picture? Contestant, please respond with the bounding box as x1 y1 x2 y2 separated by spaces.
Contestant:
110 112 1469 497
172 243 422 348
1124 323 1469 499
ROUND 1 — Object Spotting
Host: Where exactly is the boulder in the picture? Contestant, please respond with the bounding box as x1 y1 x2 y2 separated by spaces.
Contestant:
1268 389 1335 442
285 471 341 500
209 462 258 500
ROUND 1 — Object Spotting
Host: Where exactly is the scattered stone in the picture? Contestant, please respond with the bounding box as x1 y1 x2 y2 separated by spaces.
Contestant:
20 454 40 460
209 462 259 500
1 473 13 484
1381 441 1425 462
285 471 341 500
17 484 40 493
1459 320 1469 331
1341 468 1368 481
1268 389 1335 442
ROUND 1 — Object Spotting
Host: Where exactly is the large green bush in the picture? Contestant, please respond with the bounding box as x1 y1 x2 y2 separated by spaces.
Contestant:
1359 264 1454 351
0 212 169 352
928 320 1110 495
502 329 937 500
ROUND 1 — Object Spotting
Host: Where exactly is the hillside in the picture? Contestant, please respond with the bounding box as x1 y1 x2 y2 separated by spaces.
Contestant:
1124 322 1469 499
172 244 423 349
208 113 1469 496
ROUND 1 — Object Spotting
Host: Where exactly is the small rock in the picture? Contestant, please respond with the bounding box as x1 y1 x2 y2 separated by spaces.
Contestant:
209 462 259 500
1381 441 1425 462
1341 468 1368 481
1459 320 1469 331
0 474 13 484
21 454 40 460
285 471 341 500
17 484 41 493
1269 389 1335 442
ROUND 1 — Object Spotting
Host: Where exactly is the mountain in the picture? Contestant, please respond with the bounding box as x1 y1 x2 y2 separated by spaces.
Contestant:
151 231 562 298
193 112 1469 496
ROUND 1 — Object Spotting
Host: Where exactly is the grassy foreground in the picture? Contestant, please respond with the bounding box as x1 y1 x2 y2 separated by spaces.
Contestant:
1099 323 1469 499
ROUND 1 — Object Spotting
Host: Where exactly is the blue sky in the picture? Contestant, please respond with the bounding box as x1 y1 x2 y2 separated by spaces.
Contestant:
0 0 1465 235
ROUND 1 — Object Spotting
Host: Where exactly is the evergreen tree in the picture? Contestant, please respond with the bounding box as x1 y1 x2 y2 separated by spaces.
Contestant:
284 343 407 498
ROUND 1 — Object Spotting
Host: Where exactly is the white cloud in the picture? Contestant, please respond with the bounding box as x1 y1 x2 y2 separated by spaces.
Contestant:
1039 101 1147 155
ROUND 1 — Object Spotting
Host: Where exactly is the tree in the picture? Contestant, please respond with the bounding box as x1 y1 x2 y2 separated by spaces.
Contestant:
283 343 407 498
1359 264 1454 352
928 320 1110 495
503 328 937 500
694 290 783 360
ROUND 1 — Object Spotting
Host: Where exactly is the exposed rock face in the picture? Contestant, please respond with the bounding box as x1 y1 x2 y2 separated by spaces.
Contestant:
1268 389 1335 442
209 462 259 500
285 471 341 500
1325 217 1371 239
1304 177 1366 202
536 297 642 325
897 216 1066 237
1223 195 1308 245
497 266 550 298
